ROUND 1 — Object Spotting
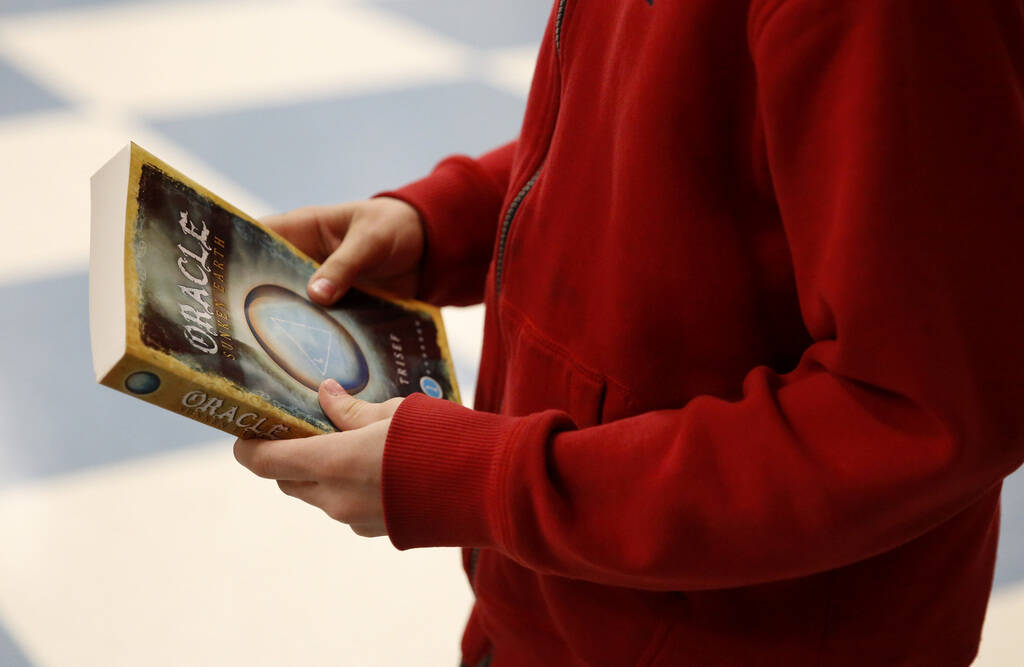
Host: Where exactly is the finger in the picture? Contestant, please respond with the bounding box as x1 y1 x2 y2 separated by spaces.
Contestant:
349 524 386 538
277 480 335 515
278 479 376 526
260 206 354 263
277 479 317 498
233 437 325 481
307 226 390 305
319 379 403 430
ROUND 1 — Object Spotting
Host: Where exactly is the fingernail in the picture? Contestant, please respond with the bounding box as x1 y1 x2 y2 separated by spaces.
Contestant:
322 378 345 396
310 277 336 301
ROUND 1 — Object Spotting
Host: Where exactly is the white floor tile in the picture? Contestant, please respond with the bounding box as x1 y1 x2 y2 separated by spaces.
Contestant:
976 581 1024 666
0 110 269 286
0 0 471 116
481 44 539 98
0 440 473 667
441 304 485 406
0 110 113 285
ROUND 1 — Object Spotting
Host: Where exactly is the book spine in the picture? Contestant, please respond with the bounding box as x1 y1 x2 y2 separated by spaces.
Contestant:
101 353 325 439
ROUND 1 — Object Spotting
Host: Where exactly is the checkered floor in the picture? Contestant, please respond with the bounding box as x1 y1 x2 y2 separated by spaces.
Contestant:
0 1 1020 664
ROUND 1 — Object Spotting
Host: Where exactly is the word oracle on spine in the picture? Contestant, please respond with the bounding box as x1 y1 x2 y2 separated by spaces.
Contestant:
181 390 289 439
175 211 223 354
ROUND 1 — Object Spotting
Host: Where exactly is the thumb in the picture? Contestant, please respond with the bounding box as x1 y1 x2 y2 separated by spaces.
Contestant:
318 379 401 430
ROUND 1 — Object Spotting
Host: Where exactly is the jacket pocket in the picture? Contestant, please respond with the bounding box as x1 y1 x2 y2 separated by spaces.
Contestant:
499 301 605 429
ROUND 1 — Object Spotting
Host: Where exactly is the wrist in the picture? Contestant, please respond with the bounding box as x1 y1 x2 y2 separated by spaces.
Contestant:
382 394 520 550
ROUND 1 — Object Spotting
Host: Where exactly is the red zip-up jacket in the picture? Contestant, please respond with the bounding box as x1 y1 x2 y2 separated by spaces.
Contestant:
379 1 1024 664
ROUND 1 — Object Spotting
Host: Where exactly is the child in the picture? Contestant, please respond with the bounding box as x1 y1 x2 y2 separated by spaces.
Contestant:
235 1 1024 664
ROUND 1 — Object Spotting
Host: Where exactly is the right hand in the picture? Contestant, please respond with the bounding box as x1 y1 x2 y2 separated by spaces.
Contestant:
261 197 425 305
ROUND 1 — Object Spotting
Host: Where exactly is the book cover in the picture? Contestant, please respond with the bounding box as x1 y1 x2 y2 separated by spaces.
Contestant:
90 143 460 439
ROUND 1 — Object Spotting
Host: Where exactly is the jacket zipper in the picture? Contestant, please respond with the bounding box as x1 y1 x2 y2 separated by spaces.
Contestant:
476 2 570 588
494 0 569 295
555 0 569 55
494 168 542 294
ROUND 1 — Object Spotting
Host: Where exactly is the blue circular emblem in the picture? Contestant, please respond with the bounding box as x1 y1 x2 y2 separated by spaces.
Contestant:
125 371 160 395
419 376 443 398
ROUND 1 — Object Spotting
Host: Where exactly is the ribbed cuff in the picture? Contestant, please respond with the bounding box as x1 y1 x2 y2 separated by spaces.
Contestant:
383 393 521 550
376 154 506 306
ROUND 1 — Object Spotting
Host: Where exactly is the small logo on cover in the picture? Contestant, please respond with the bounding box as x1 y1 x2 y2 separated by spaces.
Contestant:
125 371 161 395
419 376 443 398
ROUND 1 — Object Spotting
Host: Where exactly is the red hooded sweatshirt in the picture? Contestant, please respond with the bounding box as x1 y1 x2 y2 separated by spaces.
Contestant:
379 1 1024 664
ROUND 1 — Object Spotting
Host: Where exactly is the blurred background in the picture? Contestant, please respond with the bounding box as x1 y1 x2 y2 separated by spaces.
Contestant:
0 0 1020 664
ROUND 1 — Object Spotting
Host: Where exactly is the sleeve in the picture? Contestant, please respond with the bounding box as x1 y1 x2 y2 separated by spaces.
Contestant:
381 0 1024 590
376 141 517 306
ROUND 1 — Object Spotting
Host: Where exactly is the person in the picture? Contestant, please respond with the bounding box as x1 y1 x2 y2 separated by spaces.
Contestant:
233 1 1024 664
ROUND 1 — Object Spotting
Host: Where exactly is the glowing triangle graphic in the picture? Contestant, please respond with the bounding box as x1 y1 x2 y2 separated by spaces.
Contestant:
269 316 334 377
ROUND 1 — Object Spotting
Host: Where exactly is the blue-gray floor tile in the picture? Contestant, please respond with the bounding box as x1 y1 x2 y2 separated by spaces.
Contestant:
0 272 217 489
147 81 527 213
0 0 111 14
375 0 552 49
0 58 65 118
995 469 1024 589
0 0 210 16
0 617 34 667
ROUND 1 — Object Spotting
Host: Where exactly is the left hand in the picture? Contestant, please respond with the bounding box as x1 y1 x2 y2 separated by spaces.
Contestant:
233 379 402 537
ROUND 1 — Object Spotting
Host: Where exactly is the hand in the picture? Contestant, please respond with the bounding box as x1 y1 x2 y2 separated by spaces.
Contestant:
233 379 403 537
262 197 424 305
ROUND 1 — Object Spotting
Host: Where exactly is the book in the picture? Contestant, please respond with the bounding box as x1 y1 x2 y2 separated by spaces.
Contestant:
90 143 460 439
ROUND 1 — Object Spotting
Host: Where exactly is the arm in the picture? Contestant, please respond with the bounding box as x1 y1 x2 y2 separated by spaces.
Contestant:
270 141 517 309
379 141 518 306
381 0 1024 589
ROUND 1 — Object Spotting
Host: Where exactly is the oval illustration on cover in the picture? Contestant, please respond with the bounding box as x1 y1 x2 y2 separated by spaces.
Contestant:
244 284 369 393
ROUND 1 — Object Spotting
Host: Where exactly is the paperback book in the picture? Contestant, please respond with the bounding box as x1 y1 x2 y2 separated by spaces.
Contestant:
90 143 460 439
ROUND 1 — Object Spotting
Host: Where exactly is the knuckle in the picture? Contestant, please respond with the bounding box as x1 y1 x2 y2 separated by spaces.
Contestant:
330 397 363 427
235 439 266 473
360 223 391 248
250 450 278 478
313 259 341 281
319 257 353 285
322 244 351 265
232 439 246 464
350 524 373 538
342 399 364 422
323 451 353 482
312 207 343 257
296 204 325 221
290 205 326 231
326 502 355 524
